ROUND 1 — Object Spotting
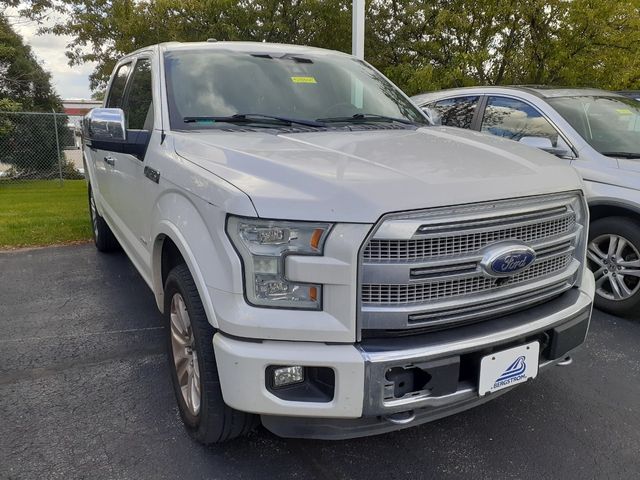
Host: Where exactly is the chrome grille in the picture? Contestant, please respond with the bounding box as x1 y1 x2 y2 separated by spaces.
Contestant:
359 193 586 335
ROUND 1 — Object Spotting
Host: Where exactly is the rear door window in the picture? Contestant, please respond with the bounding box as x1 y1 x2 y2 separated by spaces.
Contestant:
424 96 479 129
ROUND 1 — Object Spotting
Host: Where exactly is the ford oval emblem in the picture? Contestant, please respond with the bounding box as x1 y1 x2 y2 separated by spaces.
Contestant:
481 242 536 278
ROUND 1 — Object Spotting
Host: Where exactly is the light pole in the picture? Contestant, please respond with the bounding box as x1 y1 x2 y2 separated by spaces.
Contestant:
352 0 365 59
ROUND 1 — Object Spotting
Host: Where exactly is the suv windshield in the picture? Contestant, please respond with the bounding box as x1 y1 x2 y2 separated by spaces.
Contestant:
164 49 428 129
548 96 640 158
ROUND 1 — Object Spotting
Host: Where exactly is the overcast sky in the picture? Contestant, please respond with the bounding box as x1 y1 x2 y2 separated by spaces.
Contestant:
7 8 94 99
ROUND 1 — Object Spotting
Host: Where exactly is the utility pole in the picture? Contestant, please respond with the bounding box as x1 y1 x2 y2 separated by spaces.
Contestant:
352 0 365 59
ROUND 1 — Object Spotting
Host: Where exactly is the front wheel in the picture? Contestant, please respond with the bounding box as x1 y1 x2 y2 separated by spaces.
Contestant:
164 263 257 443
587 216 640 318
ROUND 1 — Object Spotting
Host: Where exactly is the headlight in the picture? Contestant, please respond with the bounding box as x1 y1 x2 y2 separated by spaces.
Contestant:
226 216 332 309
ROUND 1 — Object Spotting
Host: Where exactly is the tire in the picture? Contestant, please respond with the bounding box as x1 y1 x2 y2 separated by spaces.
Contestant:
587 216 640 318
88 184 119 252
164 263 257 443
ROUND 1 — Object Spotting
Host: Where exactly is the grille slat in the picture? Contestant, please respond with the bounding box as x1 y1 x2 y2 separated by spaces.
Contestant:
364 213 575 261
361 255 572 304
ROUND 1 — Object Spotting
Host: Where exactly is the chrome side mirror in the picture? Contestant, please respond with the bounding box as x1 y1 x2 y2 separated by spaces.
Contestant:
519 136 554 149
84 108 126 141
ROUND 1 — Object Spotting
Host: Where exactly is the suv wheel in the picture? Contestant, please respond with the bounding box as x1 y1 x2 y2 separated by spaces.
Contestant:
164 263 257 443
88 184 119 252
587 216 640 318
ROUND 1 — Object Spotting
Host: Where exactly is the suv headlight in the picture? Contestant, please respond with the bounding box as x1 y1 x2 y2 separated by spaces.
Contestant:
226 216 332 310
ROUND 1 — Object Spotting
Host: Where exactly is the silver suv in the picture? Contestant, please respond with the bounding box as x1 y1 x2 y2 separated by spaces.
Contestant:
412 87 640 318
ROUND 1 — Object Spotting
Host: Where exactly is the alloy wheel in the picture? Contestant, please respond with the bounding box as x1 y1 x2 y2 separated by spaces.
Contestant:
587 233 640 301
170 293 201 416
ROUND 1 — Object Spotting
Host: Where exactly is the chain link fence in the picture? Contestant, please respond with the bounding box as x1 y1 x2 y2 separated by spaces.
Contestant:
0 111 85 184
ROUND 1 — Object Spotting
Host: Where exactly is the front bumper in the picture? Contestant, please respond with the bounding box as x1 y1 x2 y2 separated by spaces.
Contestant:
213 270 594 439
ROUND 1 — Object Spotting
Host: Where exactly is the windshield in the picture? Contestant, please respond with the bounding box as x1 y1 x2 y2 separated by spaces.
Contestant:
548 96 640 157
164 49 428 129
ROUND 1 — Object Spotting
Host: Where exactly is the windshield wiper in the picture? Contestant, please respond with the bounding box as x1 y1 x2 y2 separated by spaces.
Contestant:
601 152 640 159
316 113 416 125
183 113 325 128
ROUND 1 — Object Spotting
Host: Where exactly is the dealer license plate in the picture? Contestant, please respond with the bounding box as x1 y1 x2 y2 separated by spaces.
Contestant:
478 341 540 396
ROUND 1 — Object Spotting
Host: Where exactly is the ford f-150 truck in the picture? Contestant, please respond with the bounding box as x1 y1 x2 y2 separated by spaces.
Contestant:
83 41 595 443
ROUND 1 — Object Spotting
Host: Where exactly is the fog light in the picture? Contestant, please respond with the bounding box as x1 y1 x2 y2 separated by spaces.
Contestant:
272 366 304 387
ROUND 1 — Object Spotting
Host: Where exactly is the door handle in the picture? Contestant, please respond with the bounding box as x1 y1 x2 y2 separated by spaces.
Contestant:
103 155 116 166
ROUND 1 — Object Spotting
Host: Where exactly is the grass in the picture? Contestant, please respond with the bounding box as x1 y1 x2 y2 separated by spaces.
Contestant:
0 180 92 249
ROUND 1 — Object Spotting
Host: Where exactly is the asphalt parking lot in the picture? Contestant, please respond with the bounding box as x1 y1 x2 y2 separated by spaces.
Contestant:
1 244 640 480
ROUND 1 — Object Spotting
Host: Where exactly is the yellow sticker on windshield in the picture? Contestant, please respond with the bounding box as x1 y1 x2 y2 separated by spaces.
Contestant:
291 76 317 84
617 108 633 115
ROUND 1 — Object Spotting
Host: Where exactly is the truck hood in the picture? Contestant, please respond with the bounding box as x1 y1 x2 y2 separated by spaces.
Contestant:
173 126 584 223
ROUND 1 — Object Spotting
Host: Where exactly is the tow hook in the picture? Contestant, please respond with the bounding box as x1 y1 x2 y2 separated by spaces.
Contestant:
384 410 416 425
556 356 573 366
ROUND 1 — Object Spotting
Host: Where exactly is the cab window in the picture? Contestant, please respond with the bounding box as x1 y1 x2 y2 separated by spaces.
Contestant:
123 58 154 130
106 63 132 108
424 96 479 129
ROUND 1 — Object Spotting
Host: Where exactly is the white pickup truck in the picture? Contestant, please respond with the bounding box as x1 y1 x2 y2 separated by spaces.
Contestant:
83 41 595 442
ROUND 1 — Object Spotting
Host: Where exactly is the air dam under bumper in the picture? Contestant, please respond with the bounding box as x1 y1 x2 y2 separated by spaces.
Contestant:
213 272 594 440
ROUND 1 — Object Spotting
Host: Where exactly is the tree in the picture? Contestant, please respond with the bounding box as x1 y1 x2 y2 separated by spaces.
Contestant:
11 0 353 90
5 0 640 96
366 0 640 94
91 89 105 101
0 13 62 111
0 13 65 175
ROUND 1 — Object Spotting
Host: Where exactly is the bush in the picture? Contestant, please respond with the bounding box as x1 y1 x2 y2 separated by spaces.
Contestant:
0 160 84 181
